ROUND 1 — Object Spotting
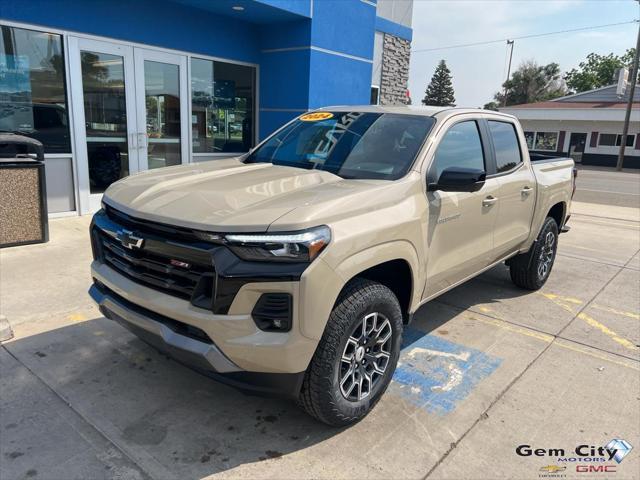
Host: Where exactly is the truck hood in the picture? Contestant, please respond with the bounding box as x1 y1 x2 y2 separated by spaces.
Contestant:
103 158 378 232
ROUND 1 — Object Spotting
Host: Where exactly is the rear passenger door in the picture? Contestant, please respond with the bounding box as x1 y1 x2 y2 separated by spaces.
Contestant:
486 120 536 258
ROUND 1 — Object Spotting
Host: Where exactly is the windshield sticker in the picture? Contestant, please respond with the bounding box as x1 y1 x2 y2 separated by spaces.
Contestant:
299 112 334 122
313 112 363 160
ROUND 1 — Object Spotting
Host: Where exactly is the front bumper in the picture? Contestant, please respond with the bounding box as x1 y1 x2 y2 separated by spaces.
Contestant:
90 281 306 399
89 282 239 373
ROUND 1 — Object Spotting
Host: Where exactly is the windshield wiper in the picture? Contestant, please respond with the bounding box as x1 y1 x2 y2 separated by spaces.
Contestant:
0 129 32 135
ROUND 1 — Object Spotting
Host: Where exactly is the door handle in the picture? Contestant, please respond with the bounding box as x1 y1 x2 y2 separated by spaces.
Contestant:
482 195 498 207
521 186 533 195
137 133 147 150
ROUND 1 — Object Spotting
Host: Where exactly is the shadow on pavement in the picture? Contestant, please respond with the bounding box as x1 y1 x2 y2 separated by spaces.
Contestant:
2 265 531 478
413 264 531 325
3 318 339 478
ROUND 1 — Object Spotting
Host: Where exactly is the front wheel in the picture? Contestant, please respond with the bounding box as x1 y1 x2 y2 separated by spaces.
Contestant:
509 217 559 290
298 279 403 426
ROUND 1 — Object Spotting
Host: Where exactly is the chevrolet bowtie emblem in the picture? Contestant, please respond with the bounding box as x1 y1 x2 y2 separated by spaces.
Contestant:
116 229 144 249
539 465 566 473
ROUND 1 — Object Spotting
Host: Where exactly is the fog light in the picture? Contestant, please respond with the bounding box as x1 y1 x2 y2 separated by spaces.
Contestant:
252 293 292 332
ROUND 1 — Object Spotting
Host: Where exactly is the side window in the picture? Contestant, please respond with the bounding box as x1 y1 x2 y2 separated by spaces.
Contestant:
432 121 485 179
488 121 523 173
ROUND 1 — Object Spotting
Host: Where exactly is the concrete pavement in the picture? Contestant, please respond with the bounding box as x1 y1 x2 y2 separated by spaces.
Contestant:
1 198 638 479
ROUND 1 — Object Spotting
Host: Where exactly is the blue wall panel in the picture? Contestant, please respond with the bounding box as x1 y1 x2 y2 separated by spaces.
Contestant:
259 47 310 136
258 110 302 139
0 0 260 63
307 50 371 108
311 0 376 60
259 50 310 109
255 0 311 18
257 19 311 50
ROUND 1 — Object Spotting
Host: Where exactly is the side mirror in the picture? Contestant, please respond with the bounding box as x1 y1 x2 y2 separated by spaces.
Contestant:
428 167 486 193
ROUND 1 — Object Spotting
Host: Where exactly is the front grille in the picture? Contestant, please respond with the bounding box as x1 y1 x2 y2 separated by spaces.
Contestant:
99 233 203 299
92 208 216 306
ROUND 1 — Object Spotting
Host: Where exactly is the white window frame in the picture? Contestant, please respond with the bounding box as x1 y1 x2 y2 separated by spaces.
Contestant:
598 133 635 148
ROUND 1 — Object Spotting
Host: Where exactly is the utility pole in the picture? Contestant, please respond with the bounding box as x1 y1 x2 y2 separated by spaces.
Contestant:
617 18 640 171
502 40 515 107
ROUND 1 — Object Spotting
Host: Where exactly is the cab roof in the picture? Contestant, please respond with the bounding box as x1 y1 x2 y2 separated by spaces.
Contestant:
316 105 517 121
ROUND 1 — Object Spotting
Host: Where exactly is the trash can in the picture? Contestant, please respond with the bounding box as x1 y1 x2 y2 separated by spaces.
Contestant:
0 134 49 248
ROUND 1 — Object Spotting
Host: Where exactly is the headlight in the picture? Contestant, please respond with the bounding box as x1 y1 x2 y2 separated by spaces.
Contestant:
224 226 331 263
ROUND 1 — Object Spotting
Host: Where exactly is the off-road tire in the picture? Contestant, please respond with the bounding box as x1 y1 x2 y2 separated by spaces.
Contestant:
509 216 559 290
298 279 403 426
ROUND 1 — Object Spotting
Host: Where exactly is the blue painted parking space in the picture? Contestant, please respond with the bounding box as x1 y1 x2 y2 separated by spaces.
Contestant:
391 327 503 414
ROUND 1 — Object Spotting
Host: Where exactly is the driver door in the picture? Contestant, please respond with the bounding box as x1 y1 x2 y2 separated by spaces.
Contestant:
423 118 500 299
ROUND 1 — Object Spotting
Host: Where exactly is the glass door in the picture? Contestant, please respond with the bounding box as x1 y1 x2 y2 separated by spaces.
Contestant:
68 37 139 214
134 49 188 170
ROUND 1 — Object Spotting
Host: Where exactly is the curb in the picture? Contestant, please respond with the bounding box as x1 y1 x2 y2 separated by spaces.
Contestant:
0 315 14 342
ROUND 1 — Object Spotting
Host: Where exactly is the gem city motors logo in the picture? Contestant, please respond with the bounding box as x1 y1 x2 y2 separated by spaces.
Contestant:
517 439 633 463
518 439 633 477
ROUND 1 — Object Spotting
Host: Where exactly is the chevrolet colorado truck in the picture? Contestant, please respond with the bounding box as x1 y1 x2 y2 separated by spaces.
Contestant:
89 107 575 426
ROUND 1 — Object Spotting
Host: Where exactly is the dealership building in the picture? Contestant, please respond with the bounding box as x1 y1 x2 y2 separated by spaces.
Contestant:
0 0 413 216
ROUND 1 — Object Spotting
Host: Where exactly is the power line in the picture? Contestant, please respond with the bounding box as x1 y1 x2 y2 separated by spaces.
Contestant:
412 19 639 53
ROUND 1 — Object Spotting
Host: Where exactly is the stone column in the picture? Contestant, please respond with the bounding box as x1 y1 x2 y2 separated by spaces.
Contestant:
379 34 411 105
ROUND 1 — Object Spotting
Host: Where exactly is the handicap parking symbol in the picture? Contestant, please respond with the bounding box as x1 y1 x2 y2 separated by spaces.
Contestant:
391 327 502 414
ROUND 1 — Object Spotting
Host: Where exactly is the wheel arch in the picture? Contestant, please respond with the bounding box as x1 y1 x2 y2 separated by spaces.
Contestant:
547 201 566 228
344 259 414 324
329 241 421 324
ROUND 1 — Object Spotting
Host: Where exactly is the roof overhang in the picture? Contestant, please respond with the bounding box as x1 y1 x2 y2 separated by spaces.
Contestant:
169 0 310 24
499 107 639 123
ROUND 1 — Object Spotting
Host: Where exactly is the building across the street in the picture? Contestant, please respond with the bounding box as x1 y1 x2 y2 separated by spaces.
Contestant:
500 84 640 169
0 0 413 216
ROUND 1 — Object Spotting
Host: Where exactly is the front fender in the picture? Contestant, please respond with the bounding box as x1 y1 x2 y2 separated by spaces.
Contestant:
299 241 421 340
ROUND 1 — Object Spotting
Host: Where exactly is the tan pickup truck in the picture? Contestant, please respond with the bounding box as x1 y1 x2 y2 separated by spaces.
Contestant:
89 107 575 426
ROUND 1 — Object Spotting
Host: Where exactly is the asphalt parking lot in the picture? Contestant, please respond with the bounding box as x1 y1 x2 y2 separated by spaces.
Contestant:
1 168 639 480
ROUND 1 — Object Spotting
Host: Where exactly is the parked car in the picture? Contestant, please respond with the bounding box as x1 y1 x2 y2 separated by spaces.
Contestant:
89 107 575 426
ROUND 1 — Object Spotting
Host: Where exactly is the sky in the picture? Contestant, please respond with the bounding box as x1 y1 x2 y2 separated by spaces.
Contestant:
408 0 640 107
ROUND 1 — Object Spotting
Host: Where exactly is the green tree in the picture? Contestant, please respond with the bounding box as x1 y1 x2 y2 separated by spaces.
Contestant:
564 49 637 93
483 101 500 111
490 60 567 107
422 60 456 106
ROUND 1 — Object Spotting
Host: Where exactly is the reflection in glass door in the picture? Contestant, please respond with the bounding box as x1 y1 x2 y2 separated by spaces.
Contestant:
81 51 131 192
144 61 181 168
135 49 188 170
69 37 139 214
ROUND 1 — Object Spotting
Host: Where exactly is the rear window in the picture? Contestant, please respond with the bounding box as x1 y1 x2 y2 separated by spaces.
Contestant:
245 111 435 180
488 121 522 173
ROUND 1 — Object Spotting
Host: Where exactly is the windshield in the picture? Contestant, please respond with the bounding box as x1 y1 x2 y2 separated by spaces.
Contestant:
244 111 435 180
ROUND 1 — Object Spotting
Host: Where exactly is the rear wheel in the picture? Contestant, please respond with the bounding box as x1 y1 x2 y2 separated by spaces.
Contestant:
298 279 403 426
509 217 559 290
